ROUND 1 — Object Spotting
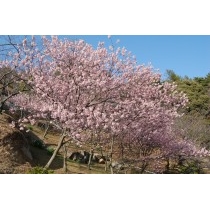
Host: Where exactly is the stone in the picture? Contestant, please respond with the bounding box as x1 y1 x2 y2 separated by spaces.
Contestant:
92 154 99 163
99 158 105 164
80 150 90 163
111 161 124 170
69 152 84 162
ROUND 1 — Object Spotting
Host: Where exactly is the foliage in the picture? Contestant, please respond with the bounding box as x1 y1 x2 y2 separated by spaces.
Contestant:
166 69 210 117
0 67 30 114
177 159 203 174
26 124 33 131
166 69 181 82
28 166 54 174
173 113 210 149
46 146 55 155
166 69 210 150
1 36 209 173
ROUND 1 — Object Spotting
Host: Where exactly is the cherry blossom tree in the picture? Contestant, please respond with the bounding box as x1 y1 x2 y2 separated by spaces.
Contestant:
1 35 209 172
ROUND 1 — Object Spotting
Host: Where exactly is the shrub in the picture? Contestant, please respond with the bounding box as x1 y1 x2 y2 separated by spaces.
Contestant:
46 146 55 155
177 159 203 174
26 124 33 131
28 166 54 174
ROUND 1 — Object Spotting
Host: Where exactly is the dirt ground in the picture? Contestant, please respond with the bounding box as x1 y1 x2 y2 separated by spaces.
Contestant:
0 113 33 173
0 113 108 174
1 113 210 174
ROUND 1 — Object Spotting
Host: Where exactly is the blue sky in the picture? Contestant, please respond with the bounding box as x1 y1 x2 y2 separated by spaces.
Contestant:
1 35 209 79
59 35 210 79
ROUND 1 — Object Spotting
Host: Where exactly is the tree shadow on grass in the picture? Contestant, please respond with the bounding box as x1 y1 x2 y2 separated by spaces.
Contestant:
25 130 63 170
30 146 63 170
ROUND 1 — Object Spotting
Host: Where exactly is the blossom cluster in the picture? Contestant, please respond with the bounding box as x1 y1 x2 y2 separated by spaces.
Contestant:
1 36 209 166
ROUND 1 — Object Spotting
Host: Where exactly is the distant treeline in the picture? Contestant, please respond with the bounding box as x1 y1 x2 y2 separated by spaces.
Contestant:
166 70 210 121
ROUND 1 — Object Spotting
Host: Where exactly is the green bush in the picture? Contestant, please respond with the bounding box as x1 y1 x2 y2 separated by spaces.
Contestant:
177 160 203 174
46 146 55 155
26 124 33 131
28 166 54 174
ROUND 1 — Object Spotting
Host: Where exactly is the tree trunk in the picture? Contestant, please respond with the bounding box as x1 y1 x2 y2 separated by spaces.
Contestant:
43 122 50 140
105 152 108 172
0 102 3 114
45 132 66 169
120 141 124 159
165 158 170 173
140 160 148 174
88 148 93 170
109 136 114 174
100 146 104 157
63 144 67 173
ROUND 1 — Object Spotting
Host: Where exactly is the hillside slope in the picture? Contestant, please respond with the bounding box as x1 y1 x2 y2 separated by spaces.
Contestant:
0 114 33 173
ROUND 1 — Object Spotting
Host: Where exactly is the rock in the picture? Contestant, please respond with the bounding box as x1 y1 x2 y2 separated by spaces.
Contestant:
69 150 111 165
92 154 99 163
81 150 90 163
99 158 105 164
112 162 124 170
69 152 84 162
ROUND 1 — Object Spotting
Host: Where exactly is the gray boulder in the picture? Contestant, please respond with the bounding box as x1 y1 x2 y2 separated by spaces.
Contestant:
69 152 84 162
80 150 90 164
112 161 124 170
99 158 105 164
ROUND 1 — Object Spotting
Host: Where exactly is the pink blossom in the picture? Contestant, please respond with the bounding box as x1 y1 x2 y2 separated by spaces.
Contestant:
3 35 205 171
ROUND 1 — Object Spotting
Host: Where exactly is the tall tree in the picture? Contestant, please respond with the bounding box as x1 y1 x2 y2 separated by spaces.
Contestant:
1 36 209 172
